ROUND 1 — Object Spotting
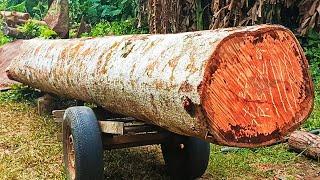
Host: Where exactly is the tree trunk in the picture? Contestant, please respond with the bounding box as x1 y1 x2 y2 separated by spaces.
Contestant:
148 0 199 34
288 131 320 160
44 0 69 38
3 25 314 147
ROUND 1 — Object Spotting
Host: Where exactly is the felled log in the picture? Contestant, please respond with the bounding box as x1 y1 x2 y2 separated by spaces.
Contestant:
2 20 47 38
288 131 320 160
2 25 314 147
0 11 30 20
3 26 21 37
0 11 30 27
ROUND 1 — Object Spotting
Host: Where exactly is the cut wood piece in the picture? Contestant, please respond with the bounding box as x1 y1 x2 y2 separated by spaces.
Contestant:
0 11 30 27
102 133 169 150
37 94 54 116
76 16 91 38
2 21 46 37
3 25 314 147
288 131 320 160
52 110 66 118
3 26 21 37
52 109 65 123
0 11 30 20
44 0 69 38
54 117 63 123
99 121 124 135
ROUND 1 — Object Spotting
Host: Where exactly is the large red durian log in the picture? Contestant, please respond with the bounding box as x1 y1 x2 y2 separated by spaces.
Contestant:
2 25 314 147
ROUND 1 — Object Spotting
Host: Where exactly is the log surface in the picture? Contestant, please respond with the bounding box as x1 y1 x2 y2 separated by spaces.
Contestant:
2 25 314 147
288 131 320 159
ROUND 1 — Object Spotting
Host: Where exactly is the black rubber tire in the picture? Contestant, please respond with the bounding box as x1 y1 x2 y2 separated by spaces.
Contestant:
63 106 104 180
161 136 210 180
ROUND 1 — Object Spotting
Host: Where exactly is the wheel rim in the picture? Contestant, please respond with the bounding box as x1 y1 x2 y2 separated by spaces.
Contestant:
66 128 76 180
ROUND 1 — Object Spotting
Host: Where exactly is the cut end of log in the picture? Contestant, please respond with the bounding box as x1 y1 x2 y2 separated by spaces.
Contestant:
201 27 314 147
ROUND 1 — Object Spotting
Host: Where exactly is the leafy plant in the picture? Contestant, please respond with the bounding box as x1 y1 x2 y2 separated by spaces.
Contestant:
7 1 26 12
0 84 41 104
25 0 48 19
1 0 48 19
0 31 11 46
302 29 320 131
69 0 138 25
18 20 57 39
304 29 320 87
87 18 148 37
0 18 12 46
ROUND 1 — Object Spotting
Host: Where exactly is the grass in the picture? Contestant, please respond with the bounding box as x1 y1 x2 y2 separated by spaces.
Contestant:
207 144 320 179
0 102 64 179
0 95 319 179
303 88 320 131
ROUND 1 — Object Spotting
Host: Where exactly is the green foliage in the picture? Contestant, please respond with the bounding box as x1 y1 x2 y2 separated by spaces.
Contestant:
0 0 48 19
25 0 48 19
87 19 148 37
18 20 57 39
6 1 26 12
208 144 305 179
69 0 138 25
0 18 12 45
0 84 41 104
302 29 320 131
304 30 320 86
0 32 10 45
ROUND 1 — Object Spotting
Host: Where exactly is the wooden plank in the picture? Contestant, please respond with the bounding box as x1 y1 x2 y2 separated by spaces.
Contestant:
99 121 124 135
52 110 65 118
37 94 54 116
102 132 170 150
54 117 63 123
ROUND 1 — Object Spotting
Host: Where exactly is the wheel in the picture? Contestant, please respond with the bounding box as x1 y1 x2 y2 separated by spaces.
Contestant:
161 135 210 180
63 106 104 180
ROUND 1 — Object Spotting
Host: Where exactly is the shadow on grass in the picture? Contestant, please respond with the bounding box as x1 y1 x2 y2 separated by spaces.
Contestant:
103 146 169 180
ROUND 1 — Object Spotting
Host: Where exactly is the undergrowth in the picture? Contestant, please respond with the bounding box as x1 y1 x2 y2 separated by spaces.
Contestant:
0 84 41 105
302 30 320 131
83 18 148 37
18 20 57 39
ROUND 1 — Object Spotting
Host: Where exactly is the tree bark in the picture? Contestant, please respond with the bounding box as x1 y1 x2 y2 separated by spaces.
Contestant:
148 0 198 34
288 131 320 160
44 0 69 38
2 25 314 147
